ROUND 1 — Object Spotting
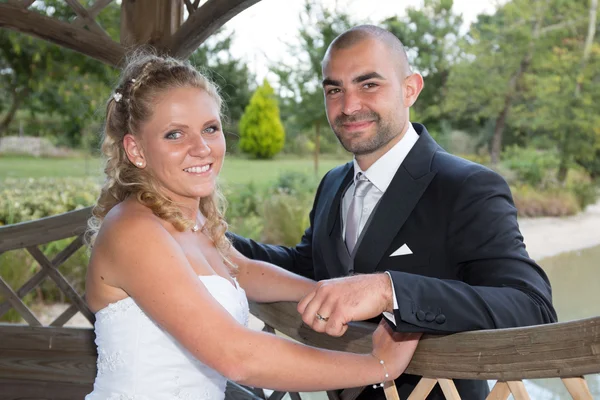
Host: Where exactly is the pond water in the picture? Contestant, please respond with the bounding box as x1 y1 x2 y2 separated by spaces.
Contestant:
521 244 600 399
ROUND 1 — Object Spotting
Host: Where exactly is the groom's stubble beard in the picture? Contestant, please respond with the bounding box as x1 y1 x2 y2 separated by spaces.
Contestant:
331 110 398 156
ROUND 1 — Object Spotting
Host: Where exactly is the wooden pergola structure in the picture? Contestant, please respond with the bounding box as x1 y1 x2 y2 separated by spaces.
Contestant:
0 1 599 400
0 0 261 67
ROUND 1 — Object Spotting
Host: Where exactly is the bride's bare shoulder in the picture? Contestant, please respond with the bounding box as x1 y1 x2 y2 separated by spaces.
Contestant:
95 200 171 251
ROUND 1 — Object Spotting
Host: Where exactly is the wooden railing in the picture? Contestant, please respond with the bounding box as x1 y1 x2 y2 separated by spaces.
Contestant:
0 208 599 400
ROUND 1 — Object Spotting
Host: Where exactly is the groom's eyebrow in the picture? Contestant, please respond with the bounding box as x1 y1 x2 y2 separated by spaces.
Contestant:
322 72 385 87
353 72 385 83
322 77 342 87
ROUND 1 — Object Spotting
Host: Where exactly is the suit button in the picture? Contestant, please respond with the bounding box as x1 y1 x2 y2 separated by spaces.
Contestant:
425 312 435 322
435 314 446 324
416 310 426 321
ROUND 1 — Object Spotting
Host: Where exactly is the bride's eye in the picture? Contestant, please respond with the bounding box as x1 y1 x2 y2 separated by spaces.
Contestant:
165 131 182 140
203 125 220 135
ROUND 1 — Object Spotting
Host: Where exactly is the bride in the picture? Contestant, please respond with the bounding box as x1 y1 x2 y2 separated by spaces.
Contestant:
84 51 420 400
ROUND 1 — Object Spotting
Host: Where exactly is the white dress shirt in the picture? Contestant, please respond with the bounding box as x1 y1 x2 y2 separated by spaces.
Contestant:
341 123 420 324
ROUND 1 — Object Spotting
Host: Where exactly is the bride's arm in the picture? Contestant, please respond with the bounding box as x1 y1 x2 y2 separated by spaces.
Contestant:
98 214 418 392
231 247 316 303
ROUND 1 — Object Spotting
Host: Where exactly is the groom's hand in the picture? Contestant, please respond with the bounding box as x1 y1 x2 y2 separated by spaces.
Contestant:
297 273 394 337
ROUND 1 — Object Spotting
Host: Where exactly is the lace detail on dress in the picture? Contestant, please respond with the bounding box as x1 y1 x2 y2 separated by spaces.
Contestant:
239 297 249 327
97 349 124 376
173 376 211 399
106 393 140 400
96 298 141 322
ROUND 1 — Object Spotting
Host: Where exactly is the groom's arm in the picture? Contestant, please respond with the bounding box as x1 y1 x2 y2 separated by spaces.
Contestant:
386 168 557 333
227 170 332 280
227 228 315 280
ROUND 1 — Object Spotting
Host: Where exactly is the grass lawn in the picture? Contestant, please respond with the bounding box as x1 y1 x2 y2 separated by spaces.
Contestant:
0 155 350 186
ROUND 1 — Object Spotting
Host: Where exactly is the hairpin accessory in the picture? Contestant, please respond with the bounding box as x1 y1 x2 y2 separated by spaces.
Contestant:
113 92 123 102
131 78 136 83
371 355 390 388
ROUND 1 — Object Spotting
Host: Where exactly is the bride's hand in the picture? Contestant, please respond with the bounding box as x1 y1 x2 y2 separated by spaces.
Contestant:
371 320 422 380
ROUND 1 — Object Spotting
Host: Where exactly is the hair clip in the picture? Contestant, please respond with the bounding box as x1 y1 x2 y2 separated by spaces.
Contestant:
131 78 136 83
113 92 123 102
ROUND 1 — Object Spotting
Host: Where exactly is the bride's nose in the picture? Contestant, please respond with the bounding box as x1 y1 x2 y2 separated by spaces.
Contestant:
190 134 212 157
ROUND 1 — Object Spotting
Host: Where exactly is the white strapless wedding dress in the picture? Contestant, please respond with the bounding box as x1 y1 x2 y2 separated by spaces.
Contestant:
85 275 250 400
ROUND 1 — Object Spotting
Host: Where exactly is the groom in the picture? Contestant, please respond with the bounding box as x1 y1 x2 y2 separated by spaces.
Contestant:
230 25 556 399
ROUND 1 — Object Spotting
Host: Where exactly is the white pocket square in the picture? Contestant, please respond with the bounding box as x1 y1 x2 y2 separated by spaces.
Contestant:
390 244 413 257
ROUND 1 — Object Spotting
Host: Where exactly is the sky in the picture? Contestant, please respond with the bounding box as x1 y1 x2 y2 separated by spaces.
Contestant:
223 0 499 81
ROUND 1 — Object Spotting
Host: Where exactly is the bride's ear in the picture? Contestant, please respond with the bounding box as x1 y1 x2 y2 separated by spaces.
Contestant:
123 133 145 168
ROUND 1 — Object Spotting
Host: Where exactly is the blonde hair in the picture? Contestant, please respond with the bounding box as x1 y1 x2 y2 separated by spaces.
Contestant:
87 49 231 262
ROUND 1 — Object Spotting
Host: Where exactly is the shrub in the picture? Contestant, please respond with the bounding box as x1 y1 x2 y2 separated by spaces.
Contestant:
459 152 491 167
501 146 560 187
273 171 319 194
261 188 312 246
511 185 580 217
223 182 263 220
238 80 286 159
0 177 100 225
565 169 599 210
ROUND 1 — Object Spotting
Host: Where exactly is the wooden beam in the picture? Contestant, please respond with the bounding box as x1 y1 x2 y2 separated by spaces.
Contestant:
0 3 125 67
562 377 593 400
163 0 262 59
63 0 111 39
0 268 47 318
0 323 95 353
0 378 92 400
120 0 183 47
0 277 42 326
0 207 90 253
27 246 95 325
507 381 530 400
72 0 114 28
50 304 81 327
486 382 510 400
407 378 437 400
249 301 600 381
183 0 196 15
438 379 461 400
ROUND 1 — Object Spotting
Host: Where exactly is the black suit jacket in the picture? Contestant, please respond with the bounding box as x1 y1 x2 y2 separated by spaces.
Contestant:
230 123 557 399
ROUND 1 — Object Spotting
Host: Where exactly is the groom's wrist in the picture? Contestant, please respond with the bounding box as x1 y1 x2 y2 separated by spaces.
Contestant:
379 272 395 314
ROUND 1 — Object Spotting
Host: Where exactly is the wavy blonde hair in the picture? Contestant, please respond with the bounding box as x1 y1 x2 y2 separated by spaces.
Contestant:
87 50 231 265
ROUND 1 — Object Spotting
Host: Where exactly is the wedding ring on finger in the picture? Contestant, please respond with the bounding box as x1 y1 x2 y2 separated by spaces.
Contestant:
315 313 329 322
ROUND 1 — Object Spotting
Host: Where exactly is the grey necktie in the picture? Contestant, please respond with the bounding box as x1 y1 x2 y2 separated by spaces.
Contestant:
345 173 373 254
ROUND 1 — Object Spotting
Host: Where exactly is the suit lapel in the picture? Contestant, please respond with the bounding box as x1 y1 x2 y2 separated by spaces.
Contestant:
353 124 439 275
326 164 354 236
314 163 353 279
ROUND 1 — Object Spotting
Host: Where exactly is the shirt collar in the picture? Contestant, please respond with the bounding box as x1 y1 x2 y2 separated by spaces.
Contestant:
352 123 420 192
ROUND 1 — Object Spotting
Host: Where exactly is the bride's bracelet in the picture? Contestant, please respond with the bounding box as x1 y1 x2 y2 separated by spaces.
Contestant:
371 354 390 388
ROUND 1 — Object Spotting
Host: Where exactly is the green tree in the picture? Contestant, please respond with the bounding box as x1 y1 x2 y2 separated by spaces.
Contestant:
0 0 119 145
444 0 594 164
239 80 285 159
382 0 463 135
517 0 600 181
273 0 355 173
189 29 254 127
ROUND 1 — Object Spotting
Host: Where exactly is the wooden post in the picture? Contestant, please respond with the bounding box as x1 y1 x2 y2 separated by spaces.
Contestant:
120 0 183 48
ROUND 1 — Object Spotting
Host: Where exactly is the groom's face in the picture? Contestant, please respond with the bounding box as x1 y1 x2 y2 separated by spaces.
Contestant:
322 38 407 157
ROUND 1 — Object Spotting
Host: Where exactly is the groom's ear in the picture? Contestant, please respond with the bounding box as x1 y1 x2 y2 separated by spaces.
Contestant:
403 73 424 108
